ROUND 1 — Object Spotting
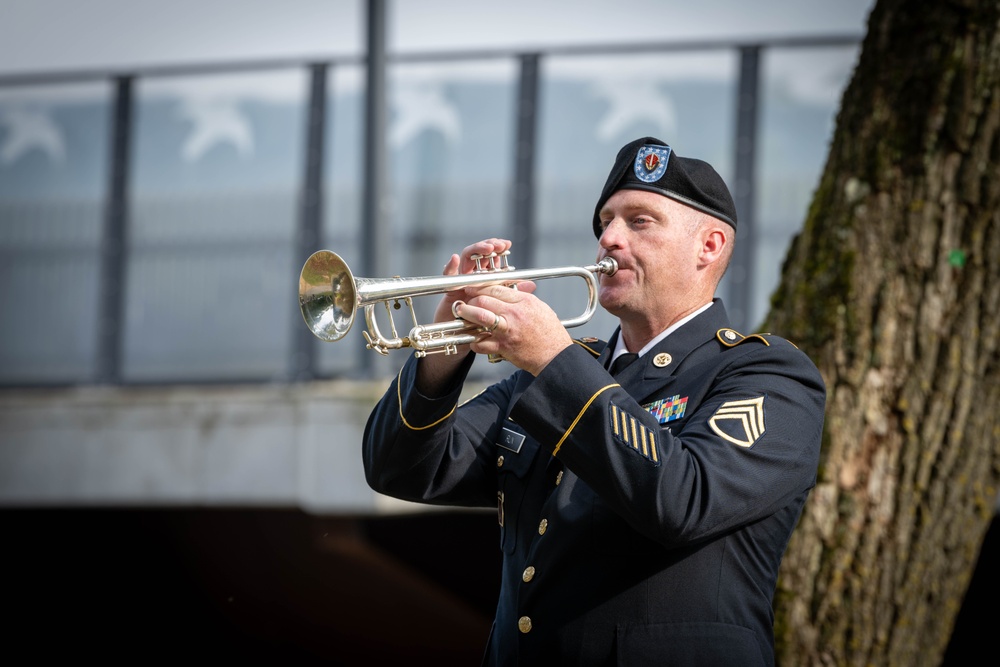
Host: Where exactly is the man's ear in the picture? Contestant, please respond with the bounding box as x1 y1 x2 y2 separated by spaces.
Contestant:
700 226 728 266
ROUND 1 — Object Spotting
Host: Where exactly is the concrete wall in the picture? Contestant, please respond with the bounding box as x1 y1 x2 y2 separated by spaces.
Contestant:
7 380 996 513
0 380 453 514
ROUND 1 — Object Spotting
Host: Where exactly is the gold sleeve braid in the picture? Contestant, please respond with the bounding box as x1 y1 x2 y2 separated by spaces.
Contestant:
552 384 620 455
397 366 458 431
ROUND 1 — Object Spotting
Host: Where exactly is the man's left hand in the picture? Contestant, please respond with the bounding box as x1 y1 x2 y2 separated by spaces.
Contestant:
457 281 573 376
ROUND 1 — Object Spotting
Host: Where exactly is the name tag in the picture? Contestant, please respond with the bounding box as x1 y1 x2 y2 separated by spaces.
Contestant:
498 427 525 453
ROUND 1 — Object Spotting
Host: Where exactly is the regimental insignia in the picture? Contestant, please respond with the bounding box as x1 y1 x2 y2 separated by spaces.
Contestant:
610 402 660 465
643 395 688 424
634 145 671 183
708 396 766 448
717 328 771 348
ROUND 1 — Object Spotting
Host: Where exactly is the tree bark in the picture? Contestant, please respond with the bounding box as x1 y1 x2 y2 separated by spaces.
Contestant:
765 1 1000 665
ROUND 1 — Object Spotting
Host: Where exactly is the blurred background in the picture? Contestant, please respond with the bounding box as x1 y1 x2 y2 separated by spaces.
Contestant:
3 1 988 664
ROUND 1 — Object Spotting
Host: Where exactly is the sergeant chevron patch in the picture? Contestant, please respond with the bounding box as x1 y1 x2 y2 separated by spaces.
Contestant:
610 403 660 465
708 396 766 448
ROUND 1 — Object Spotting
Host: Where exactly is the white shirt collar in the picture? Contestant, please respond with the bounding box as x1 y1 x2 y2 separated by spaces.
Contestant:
610 301 714 363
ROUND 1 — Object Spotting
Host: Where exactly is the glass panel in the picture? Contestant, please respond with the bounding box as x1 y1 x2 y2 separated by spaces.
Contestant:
536 51 738 343
319 59 519 379
317 64 366 375
0 82 110 384
755 45 861 329
125 70 307 382
399 59 517 380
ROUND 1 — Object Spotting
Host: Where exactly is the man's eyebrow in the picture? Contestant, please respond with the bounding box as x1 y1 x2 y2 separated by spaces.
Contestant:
608 203 657 218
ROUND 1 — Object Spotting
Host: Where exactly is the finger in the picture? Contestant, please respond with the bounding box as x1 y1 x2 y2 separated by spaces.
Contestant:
453 301 501 332
470 282 532 305
511 280 537 295
474 237 511 255
460 238 513 272
442 253 460 276
435 254 467 324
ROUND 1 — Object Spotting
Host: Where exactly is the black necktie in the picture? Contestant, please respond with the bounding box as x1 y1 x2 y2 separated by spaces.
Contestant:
609 352 638 376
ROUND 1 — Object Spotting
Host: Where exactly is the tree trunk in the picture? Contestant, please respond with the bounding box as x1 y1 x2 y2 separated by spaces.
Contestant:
765 1 1000 665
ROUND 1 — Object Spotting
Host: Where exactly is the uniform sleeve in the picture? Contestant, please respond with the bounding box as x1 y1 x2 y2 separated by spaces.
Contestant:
362 352 515 509
509 340 826 548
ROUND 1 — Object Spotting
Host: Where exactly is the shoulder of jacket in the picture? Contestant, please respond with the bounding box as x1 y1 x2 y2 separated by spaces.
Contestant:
716 328 799 350
573 337 607 358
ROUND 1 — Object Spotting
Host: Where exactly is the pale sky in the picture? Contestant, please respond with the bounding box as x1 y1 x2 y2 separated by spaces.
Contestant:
0 0 875 76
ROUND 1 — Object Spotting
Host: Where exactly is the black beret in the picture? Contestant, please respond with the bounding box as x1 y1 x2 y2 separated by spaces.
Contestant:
592 136 737 238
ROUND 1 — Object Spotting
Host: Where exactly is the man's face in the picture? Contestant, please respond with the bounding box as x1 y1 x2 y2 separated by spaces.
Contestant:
595 188 704 320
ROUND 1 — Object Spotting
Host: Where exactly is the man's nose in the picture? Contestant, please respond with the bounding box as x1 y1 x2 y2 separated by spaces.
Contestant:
599 218 623 249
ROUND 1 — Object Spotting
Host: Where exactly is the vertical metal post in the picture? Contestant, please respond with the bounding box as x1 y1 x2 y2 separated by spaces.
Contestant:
361 0 390 378
731 45 760 332
292 63 329 382
511 53 540 267
96 75 133 384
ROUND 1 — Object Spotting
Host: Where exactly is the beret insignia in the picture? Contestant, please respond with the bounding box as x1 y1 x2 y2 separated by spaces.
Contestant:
634 144 671 183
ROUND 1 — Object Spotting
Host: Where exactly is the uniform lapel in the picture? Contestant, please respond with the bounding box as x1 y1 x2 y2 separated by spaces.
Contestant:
620 301 732 403
598 329 619 371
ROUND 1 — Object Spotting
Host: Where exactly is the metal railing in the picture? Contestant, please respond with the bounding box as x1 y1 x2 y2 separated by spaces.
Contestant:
0 33 862 386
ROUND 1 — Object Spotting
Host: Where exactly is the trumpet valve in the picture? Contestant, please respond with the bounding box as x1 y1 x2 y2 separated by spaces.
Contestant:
471 251 514 273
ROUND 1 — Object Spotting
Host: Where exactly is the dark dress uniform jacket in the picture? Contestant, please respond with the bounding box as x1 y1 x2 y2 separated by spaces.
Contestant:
363 300 826 666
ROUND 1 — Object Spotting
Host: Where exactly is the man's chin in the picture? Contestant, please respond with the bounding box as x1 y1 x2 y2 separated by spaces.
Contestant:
598 292 628 317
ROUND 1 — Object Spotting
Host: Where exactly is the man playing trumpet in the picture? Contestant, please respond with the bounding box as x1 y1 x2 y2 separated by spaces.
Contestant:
362 136 826 666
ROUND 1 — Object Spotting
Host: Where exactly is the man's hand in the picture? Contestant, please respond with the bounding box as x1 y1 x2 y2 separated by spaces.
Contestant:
431 237 513 330
458 281 574 377
416 238 513 393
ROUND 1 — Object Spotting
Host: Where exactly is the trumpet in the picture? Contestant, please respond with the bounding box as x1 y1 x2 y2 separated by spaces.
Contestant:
298 249 618 357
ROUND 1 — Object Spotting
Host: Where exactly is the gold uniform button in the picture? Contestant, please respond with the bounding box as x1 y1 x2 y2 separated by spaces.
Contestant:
522 566 535 583
497 455 504 468
653 352 672 368
518 616 532 634
555 470 563 486
538 519 548 535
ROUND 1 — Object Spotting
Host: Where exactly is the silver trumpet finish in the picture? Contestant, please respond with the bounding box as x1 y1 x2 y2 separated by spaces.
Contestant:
298 250 618 357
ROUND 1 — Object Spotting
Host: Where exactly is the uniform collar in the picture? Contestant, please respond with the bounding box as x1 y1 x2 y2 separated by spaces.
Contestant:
602 299 731 397
608 301 714 363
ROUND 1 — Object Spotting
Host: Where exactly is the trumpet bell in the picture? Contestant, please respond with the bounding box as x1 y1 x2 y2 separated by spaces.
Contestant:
299 250 358 342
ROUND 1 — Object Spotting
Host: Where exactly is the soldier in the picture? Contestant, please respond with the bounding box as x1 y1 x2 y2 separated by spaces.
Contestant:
363 136 826 666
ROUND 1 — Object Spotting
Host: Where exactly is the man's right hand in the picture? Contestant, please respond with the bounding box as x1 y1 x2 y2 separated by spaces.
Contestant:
416 238 513 394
